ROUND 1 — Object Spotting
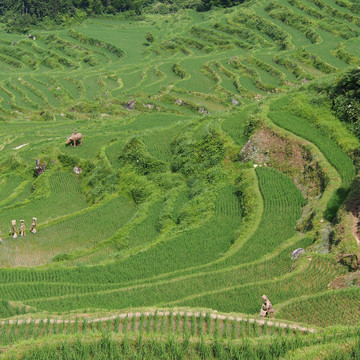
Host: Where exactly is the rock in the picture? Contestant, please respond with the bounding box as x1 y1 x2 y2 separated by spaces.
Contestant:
198 107 209 115
125 100 135 110
254 94 264 101
34 159 46 177
175 99 183 105
73 166 82 174
291 248 305 260
144 104 154 110
232 98 239 106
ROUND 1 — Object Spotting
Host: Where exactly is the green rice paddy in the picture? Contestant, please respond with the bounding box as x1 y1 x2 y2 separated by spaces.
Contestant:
0 0 359 357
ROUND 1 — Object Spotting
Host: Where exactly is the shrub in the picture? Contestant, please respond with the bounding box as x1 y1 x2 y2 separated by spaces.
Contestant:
327 68 360 125
145 32 154 43
51 252 71 262
244 115 261 140
58 153 80 170
84 165 119 204
172 63 188 79
171 128 225 176
118 138 167 175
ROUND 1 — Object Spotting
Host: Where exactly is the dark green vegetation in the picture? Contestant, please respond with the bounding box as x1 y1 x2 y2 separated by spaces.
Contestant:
0 0 360 358
0 0 245 32
326 68 360 139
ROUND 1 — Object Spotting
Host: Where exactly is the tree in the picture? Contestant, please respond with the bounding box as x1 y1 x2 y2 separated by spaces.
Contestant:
133 0 143 15
328 68 360 140
90 0 104 14
328 68 360 124
112 0 132 12
197 0 245 11
145 32 154 43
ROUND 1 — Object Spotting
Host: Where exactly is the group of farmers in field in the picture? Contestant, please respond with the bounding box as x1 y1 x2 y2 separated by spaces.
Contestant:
0 218 37 242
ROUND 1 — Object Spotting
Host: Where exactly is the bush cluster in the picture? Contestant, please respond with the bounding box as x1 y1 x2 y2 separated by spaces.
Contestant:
233 11 291 50
294 48 337 74
68 30 125 58
0 0 249 31
171 128 225 176
118 138 167 176
172 63 188 79
326 68 360 139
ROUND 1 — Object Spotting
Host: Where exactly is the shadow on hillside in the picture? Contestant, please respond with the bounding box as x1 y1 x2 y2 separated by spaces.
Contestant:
324 186 351 222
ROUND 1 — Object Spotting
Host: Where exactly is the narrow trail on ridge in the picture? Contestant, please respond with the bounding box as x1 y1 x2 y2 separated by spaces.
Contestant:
0 309 317 334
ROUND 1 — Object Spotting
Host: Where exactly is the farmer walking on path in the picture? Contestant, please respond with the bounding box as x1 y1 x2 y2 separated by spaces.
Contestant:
260 295 274 318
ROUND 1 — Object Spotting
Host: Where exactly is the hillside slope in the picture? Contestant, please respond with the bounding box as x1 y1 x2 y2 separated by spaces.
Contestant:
0 0 359 357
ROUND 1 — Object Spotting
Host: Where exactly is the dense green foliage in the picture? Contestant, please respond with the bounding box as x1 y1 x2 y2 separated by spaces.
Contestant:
0 0 247 32
327 68 360 139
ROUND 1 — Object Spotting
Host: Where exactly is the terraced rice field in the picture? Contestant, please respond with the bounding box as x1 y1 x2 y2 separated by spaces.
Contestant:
0 0 360 357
